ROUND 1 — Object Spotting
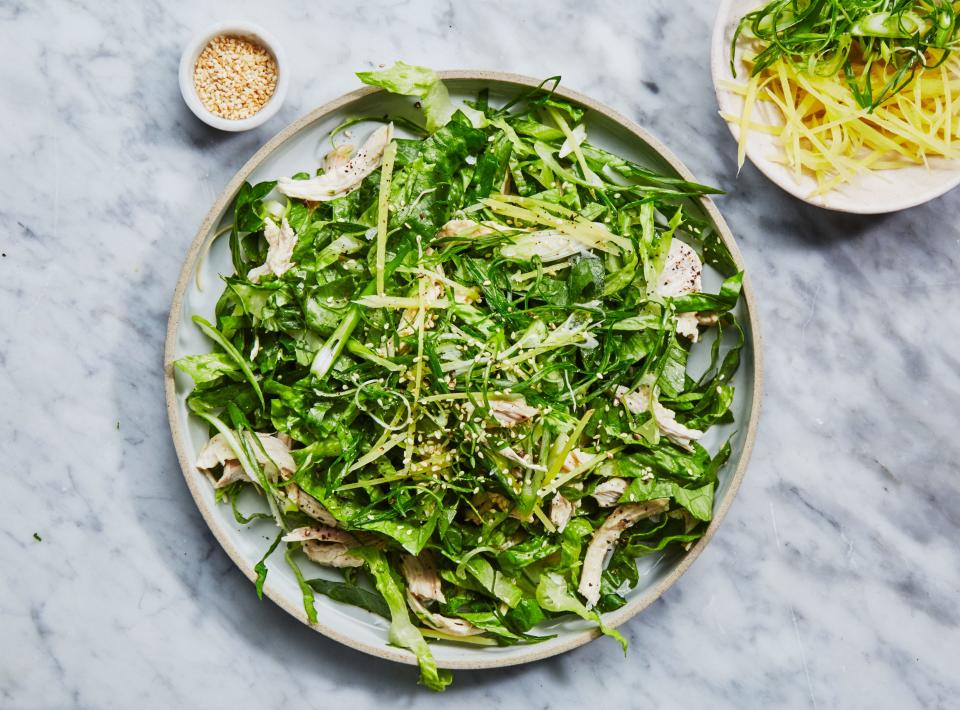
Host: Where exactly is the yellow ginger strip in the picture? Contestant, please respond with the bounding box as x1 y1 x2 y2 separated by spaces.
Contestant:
725 47 960 192
737 74 760 170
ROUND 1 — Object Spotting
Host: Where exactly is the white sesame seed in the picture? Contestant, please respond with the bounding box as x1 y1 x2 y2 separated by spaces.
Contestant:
193 35 278 120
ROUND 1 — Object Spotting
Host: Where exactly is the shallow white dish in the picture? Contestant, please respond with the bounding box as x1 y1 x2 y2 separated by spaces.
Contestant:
711 0 960 214
179 21 289 132
164 71 762 670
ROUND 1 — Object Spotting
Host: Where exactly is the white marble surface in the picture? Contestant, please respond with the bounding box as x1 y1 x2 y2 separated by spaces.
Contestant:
2 0 959 707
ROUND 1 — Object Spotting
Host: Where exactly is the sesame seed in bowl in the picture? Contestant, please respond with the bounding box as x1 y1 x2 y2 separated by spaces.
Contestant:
179 22 289 132
194 35 277 120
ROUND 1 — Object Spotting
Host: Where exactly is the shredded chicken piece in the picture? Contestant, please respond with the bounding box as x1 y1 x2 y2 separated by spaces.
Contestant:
656 240 704 342
652 405 705 450
436 219 497 238
592 478 628 507
614 385 704 450
195 431 296 484
398 274 445 338
323 143 354 173
657 240 702 297
193 435 340 542
282 526 356 545
400 552 446 603
284 485 338 526
561 448 595 473
486 397 539 427
676 313 700 341
247 217 298 283
400 550 483 636
406 592 483 636
614 385 651 413
578 499 670 607
210 460 246 489
302 540 363 568
550 494 575 532
277 123 393 202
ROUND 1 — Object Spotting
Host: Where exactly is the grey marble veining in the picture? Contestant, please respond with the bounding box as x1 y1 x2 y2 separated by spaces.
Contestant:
2 1 959 708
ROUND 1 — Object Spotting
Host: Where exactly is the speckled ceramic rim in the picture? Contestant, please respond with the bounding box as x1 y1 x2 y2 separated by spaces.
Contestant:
164 70 764 670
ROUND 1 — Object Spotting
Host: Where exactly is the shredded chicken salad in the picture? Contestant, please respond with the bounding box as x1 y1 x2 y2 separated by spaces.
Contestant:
175 63 746 691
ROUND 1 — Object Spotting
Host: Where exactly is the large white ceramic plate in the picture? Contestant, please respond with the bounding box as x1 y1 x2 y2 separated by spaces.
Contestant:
164 71 762 669
712 0 960 213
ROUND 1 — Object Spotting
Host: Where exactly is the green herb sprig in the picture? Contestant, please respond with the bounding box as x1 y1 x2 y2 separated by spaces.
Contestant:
732 0 960 110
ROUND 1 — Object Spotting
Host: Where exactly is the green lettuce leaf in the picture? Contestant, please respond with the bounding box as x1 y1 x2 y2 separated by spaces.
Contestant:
535 572 627 653
619 478 715 521
353 547 452 691
357 61 486 132
174 352 239 384
307 577 391 619
671 271 744 313
442 555 524 608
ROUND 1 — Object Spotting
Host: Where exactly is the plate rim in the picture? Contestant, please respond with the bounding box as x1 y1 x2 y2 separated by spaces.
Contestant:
710 0 960 214
163 69 764 670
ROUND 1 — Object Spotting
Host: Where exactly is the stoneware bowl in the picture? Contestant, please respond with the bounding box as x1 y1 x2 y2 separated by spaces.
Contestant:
711 0 960 213
164 71 763 670
178 21 289 132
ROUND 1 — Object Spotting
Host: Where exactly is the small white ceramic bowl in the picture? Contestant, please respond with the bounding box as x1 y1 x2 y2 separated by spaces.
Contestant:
711 0 960 213
179 21 289 132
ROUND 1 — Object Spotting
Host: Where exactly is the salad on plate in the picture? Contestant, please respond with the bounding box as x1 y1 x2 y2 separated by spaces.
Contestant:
175 63 746 690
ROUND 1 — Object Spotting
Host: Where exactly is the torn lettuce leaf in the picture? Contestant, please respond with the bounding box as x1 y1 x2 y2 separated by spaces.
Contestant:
353 547 452 691
357 61 487 131
536 572 627 653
